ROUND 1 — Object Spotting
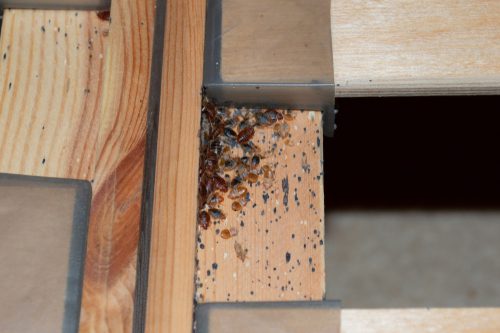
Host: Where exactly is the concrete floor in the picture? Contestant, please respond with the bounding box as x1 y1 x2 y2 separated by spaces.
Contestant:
325 210 500 308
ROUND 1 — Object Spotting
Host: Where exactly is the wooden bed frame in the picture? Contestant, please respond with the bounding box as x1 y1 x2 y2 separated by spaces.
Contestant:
1 1 499 332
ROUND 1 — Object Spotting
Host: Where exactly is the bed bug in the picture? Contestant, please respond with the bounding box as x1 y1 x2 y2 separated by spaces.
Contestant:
231 176 243 187
237 127 254 144
213 174 228 192
224 127 237 139
239 156 249 165
199 211 211 229
246 172 259 184
251 155 260 168
207 192 224 207
254 112 268 126
97 10 111 21
202 100 217 120
208 208 226 220
263 109 281 125
209 139 223 155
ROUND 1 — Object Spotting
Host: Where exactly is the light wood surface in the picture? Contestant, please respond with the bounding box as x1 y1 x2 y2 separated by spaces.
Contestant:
332 0 500 97
0 9 106 179
342 309 500 333
0 2 154 332
144 0 206 332
196 111 325 302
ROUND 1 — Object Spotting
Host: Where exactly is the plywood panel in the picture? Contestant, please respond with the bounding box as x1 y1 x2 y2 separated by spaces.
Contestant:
332 0 500 96
196 110 325 302
342 309 500 333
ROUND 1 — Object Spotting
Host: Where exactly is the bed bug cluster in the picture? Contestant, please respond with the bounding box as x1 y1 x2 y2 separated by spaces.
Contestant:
198 97 295 231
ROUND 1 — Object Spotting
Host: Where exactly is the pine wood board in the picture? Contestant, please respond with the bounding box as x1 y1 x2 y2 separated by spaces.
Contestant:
0 2 154 332
144 0 206 332
342 309 500 333
332 0 500 97
196 111 325 303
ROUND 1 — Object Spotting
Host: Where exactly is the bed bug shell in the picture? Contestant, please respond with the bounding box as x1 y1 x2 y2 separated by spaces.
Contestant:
237 127 254 144
234 241 248 262
231 201 243 211
199 211 211 229
228 185 248 199
221 229 231 239
284 110 296 121
274 122 290 139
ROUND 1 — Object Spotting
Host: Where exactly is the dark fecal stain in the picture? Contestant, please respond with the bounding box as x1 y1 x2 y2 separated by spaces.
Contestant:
317 136 321 148
212 263 218 270
282 176 289 207
297 176 302 182
42 158 46 165
41 26 45 33
285 252 291 263
262 192 269 204
294 188 299 206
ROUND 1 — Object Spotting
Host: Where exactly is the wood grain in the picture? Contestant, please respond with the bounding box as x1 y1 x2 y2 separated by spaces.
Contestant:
332 0 500 97
196 111 325 302
79 0 154 332
342 309 500 333
0 2 154 332
144 0 206 333
0 9 106 179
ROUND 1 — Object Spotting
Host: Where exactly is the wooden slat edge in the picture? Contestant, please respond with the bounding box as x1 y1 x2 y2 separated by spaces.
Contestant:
331 0 500 97
145 0 206 332
342 308 500 333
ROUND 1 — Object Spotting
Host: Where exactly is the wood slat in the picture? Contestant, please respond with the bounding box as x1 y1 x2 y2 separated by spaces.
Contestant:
144 0 206 332
0 2 154 332
0 9 106 179
332 0 500 97
196 111 325 303
78 1 154 331
342 309 500 333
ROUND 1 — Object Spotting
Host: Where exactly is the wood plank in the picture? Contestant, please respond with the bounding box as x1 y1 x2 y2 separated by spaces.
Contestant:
79 0 154 332
0 2 154 332
144 0 206 332
342 309 500 333
196 110 325 302
332 0 500 97
0 9 106 179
